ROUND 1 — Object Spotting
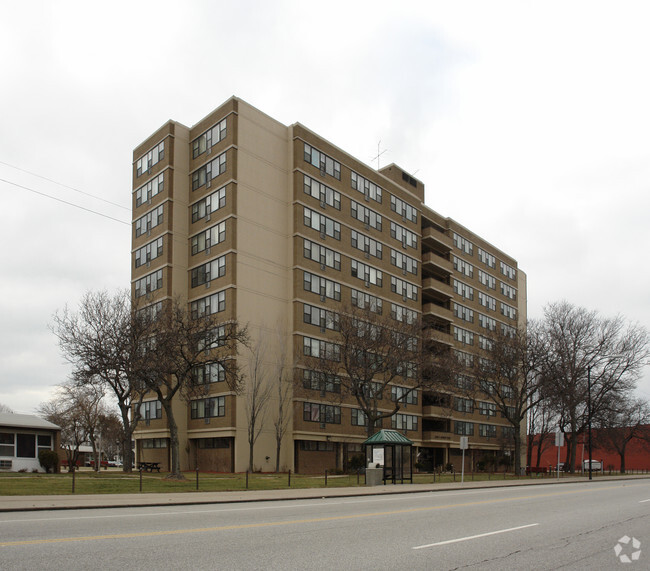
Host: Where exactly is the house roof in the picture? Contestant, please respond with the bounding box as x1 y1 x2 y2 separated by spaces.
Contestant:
363 429 413 445
0 413 60 431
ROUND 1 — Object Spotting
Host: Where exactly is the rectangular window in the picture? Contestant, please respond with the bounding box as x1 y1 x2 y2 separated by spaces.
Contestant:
391 249 418 275
0 433 14 457
478 402 497 416
190 291 226 318
191 186 226 223
351 230 383 260
192 362 225 384
455 350 475 368
191 255 226 288
453 279 474 301
134 205 164 238
454 397 474 413
478 270 496 290
136 141 165 177
390 222 418 249
197 325 227 352
351 171 382 203
454 303 474 323
479 424 497 438
478 292 497 312
140 400 162 420
134 237 163 268
302 370 341 394
351 289 382 314
135 173 164 207
303 336 340 361
500 302 517 320
303 239 341 271
391 386 418 405
453 256 474 278
390 194 417 222
390 303 417 324
190 396 226 419
303 175 341 209
390 276 418 301
500 261 516 280
192 151 227 191
350 200 382 230
303 303 339 331
299 440 334 451
453 326 474 346
455 374 474 391
392 414 418 433
303 271 341 301
141 438 167 449
477 247 496 268
453 232 473 255
303 402 341 424
303 207 341 240
500 282 517 300
192 118 227 159
478 313 497 331
454 421 474 436
351 260 383 287
303 143 341 180
134 269 163 298
16 434 36 458
191 221 226 255
478 336 494 351
197 437 230 449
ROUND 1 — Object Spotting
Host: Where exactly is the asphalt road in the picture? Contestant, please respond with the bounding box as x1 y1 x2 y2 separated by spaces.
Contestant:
1 480 649 570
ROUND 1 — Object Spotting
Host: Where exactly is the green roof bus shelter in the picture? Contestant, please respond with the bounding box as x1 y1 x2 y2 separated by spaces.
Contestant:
363 429 413 484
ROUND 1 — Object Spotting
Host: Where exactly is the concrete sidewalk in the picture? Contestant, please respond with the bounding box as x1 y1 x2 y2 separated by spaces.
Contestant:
2 474 648 512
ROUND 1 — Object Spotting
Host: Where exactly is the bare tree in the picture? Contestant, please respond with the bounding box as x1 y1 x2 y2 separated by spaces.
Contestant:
244 334 273 472
527 395 557 469
474 321 545 475
0 403 13 413
304 304 455 436
51 290 150 472
135 298 248 479
272 333 293 473
594 396 650 473
538 301 650 473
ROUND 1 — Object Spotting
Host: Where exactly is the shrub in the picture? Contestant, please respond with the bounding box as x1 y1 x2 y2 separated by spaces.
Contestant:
38 450 59 474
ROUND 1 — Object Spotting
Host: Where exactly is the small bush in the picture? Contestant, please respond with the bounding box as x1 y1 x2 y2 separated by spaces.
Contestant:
38 450 59 474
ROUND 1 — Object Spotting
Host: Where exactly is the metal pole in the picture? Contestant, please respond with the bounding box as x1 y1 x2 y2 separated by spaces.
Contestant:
196 468 199 491
587 365 592 480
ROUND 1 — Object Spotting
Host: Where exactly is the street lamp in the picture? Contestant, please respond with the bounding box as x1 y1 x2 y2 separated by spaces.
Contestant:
588 365 593 481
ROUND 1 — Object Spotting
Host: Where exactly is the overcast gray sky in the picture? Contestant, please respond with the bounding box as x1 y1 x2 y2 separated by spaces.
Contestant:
1 0 648 413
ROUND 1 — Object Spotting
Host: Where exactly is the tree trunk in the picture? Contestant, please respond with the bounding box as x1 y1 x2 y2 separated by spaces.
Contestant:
162 400 182 478
512 423 522 475
118 402 135 473
275 439 281 473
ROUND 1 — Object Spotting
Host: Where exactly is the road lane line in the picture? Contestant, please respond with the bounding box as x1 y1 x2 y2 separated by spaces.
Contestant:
412 523 539 549
639 499 650 503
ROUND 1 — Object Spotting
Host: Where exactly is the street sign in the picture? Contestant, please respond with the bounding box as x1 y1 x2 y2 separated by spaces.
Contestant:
460 436 469 450
555 431 564 447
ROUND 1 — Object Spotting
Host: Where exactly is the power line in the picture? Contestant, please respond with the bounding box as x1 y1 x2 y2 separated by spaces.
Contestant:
0 160 130 211
0 177 130 226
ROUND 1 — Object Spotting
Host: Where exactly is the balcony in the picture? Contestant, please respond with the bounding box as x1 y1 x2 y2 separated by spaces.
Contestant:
421 251 453 274
421 277 454 300
422 226 452 251
421 431 454 443
425 328 454 346
422 302 453 323
421 405 452 418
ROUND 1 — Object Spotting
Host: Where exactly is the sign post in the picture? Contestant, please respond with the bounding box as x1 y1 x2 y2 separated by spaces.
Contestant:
555 431 564 480
460 436 469 484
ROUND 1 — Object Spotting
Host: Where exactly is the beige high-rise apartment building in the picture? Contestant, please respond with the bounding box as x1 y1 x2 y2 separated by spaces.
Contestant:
131 97 527 474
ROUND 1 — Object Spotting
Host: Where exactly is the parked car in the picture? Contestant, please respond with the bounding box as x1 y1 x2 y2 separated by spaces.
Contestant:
583 459 603 471
107 459 123 468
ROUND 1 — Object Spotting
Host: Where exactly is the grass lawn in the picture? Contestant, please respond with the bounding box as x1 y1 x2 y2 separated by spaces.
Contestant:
0 468 574 496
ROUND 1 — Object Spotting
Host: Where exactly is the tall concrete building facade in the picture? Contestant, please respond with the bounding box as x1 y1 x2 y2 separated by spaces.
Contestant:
131 97 527 473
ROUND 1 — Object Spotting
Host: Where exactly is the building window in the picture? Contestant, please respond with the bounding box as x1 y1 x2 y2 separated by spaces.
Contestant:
479 424 497 438
452 232 473 256
192 118 227 159
351 230 383 260
303 271 341 301
192 151 227 191
351 200 382 230
192 362 225 384
502 426 515 439
478 313 496 331
453 279 474 301
454 421 474 436
390 222 418 249
478 270 496 290
134 269 163 298
134 237 163 268
390 276 418 301
197 437 230 449
455 374 474 391
455 350 474 369
135 173 164 207
197 325 227 352
304 175 341 209
454 397 474 413
0 433 14 457
190 396 226 419
191 255 226 288
500 302 517 320
140 400 162 420
191 221 226 255
302 369 341 394
478 336 494 351
478 292 496 312
134 205 164 238
390 194 417 223
141 438 167 449
299 440 334 451
192 186 226 223
392 386 418 405
477 247 496 269
303 336 340 361
478 402 497 416
136 141 165 177
351 171 382 203
303 402 341 424
500 282 517 300
303 207 341 240
453 326 474 346
303 239 341 270
454 303 474 323
351 289 382 314
303 143 341 180
390 303 417 324
500 261 516 280
392 414 418 433
190 291 226 318
391 249 418 275
351 260 383 287
453 256 474 278
303 304 339 331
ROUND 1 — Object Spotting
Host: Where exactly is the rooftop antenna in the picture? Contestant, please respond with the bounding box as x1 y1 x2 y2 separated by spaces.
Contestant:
371 140 388 170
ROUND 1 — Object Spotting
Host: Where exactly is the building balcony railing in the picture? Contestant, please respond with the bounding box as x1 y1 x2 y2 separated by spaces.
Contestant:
421 405 452 418
424 328 454 346
422 302 453 323
421 226 453 251
421 430 454 443
421 277 454 300
421 251 453 274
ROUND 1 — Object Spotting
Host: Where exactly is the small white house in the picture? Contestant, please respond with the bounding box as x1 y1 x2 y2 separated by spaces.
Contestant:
0 413 61 472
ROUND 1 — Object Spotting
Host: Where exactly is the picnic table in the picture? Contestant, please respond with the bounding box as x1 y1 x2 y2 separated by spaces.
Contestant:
138 461 161 473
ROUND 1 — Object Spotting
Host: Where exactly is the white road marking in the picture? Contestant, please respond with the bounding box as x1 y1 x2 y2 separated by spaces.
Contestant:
639 499 650 503
413 523 539 549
